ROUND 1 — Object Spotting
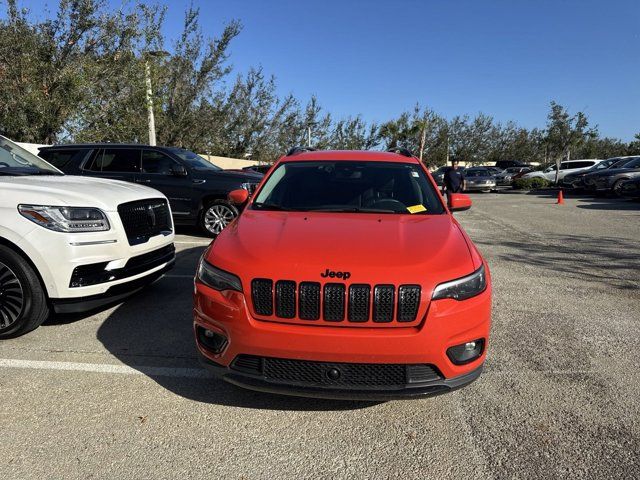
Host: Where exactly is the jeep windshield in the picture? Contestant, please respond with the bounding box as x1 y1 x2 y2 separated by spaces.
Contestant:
252 161 445 214
0 137 62 176
168 148 222 171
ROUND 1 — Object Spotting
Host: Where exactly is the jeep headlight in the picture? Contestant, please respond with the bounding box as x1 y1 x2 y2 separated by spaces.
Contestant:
18 205 110 232
432 264 487 301
197 259 243 292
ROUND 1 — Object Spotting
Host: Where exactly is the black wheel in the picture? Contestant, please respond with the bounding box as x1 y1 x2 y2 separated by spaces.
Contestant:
0 246 49 339
199 200 239 237
612 179 628 197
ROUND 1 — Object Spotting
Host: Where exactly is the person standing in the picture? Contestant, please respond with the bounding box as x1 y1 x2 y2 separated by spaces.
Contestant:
442 159 466 207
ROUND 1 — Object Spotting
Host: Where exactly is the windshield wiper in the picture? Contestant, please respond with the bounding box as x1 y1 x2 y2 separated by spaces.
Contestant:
252 202 298 211
306 207 397 213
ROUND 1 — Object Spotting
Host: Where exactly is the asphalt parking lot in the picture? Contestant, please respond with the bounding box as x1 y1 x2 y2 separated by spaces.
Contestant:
1 192 639 479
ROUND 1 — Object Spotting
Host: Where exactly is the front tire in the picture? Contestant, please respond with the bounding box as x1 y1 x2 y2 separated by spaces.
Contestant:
612 179 627 197
0 246 49 339
199 200 239 237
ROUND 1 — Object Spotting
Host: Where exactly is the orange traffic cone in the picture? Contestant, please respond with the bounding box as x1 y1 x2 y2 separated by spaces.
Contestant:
557 189 565 205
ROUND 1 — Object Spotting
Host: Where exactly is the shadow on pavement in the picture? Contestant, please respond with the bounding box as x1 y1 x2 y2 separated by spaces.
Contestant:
175 225 212 238
475 232 640 291
90 246 377 411
575 198 640 211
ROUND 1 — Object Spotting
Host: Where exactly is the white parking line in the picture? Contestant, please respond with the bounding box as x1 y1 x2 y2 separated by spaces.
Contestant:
0 358 211 378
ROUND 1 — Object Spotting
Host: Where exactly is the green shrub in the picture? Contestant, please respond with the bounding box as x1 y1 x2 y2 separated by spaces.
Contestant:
512 177 553 190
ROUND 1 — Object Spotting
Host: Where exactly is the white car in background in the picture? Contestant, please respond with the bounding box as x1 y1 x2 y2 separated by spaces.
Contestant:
522 159 603 182
0 136 175 338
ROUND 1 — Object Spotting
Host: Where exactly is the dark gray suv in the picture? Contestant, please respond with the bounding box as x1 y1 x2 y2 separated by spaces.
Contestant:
39 144 263 236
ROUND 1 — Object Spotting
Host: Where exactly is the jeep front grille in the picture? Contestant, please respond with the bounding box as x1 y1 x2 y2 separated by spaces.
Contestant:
250 279 422 325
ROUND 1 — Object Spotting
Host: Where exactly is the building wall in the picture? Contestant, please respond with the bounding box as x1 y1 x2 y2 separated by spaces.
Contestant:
200 155 264 170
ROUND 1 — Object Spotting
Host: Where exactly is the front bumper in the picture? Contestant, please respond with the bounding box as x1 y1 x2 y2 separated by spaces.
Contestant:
465 182 496 191
199 352 484 400
193 276 491 399
52 260 174 314
16 212 175 299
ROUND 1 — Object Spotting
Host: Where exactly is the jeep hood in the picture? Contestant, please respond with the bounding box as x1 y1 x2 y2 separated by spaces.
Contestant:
210 210 477 291
0 175 165 211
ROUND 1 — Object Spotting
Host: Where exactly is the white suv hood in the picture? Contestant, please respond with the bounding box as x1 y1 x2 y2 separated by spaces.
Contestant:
0 175 164 211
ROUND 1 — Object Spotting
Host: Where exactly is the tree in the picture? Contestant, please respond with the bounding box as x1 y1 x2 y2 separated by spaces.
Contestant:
544 101 597 162
217 67 298 160
0 0 143 143
329 117 379 150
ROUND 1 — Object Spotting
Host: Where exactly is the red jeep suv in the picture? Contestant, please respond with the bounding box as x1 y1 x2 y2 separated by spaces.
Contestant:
193 148 491 400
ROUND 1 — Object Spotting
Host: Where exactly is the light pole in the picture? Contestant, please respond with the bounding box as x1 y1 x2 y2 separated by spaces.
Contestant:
143 50 169 146
306 121 317 147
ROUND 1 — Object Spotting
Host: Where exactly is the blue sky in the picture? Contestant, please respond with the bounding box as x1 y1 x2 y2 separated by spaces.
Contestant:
6 0 640 140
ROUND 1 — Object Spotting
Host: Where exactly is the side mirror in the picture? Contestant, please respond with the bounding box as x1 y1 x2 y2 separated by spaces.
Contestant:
228 189 249 205
448 193 472 212
171 164 188 176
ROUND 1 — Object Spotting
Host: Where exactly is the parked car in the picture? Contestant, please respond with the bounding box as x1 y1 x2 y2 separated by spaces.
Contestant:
431 166 449 186
193 148 491 400
485 167 504 175
0 136 175 338
495 160 528 169
463 167 497 192
619 177 640 199
582 156 640 195
522 159 603 182
496 167 531 186
38 144 263 236
561 157 627 190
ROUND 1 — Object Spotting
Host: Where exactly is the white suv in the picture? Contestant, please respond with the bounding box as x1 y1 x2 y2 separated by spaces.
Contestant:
0 136 175 338
522 159 603 182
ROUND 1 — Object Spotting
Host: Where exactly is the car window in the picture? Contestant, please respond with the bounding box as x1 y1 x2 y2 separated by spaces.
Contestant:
465 169 489 177
571 161 595 169
39 149 91 169
168 148 222 171
624 158 640 168
142 150 179 174
85 149 141 173
253 161 445 215
0 137 61 175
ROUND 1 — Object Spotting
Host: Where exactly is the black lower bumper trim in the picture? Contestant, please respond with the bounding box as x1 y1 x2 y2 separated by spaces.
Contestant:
69 244 175 288
52 261 174 314
198 352 483 401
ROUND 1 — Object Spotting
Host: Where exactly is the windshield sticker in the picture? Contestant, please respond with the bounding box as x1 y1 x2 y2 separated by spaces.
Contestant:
411 171 419 177
407 204 427 214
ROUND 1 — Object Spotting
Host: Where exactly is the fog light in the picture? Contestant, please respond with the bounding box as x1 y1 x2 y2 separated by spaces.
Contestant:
446 338 485 365
196 326 228 354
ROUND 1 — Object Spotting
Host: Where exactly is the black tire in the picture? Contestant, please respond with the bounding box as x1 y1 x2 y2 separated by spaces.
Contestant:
199 200 239 237
0 245 49 339
612 179 628 197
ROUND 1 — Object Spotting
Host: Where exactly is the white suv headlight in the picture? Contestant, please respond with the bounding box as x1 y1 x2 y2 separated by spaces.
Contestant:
18 205 110 232
432 264 487 301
